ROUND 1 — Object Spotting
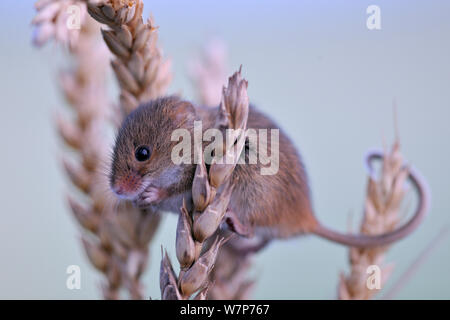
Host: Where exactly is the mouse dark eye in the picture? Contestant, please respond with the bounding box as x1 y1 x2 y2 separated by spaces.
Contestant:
135 146 151 162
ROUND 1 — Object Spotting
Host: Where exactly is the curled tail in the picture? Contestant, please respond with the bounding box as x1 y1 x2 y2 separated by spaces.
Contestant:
312 150 430 248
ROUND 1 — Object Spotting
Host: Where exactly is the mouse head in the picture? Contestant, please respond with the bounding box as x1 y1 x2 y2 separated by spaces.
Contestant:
110 96 196 200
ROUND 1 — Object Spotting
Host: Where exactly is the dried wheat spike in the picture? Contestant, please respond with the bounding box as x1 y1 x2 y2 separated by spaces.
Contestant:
32 0 163 299
160 69 250 300
85 1 173 298
338 141 408 300
87 0 171 114
32 0 88 47
188 39 228 107
189 43 255 299
34 1 123 297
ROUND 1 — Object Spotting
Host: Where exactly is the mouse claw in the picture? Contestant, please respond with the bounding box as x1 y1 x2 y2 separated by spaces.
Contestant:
134 186 165 208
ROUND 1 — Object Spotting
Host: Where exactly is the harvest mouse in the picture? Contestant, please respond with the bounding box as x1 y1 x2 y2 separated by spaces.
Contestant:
110 95 428 252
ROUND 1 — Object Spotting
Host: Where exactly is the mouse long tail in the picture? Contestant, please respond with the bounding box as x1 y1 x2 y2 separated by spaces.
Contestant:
312 150 430 248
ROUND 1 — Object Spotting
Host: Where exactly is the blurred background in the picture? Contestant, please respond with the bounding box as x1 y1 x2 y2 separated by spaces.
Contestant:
1 0 450 299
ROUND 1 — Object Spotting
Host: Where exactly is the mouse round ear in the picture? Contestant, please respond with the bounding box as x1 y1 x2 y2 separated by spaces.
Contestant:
169 100 197 126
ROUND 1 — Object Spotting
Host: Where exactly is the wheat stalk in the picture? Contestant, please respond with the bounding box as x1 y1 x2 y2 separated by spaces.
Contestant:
338 141 408 300
32 0 169 299
160 69 249 300
383 225 448 299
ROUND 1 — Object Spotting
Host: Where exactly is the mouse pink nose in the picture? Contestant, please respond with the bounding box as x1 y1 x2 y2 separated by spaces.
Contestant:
113 186 125 195
112 174 141 198
113 184 133 197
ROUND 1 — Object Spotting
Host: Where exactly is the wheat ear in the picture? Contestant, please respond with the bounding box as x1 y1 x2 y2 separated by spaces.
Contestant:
188 39 228 107
160 69 249 300
188 43 255 299
32 0 167 299
338 141 408 299
32 0 88 47
86 0 171 115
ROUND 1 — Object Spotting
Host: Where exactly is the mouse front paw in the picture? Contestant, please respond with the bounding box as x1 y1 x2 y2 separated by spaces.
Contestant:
134 186 166 208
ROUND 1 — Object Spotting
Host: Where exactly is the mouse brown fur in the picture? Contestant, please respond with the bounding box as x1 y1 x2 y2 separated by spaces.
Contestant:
110 96 429 250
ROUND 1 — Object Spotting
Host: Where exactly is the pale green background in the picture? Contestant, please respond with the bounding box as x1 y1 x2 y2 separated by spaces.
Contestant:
1 0 449 299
